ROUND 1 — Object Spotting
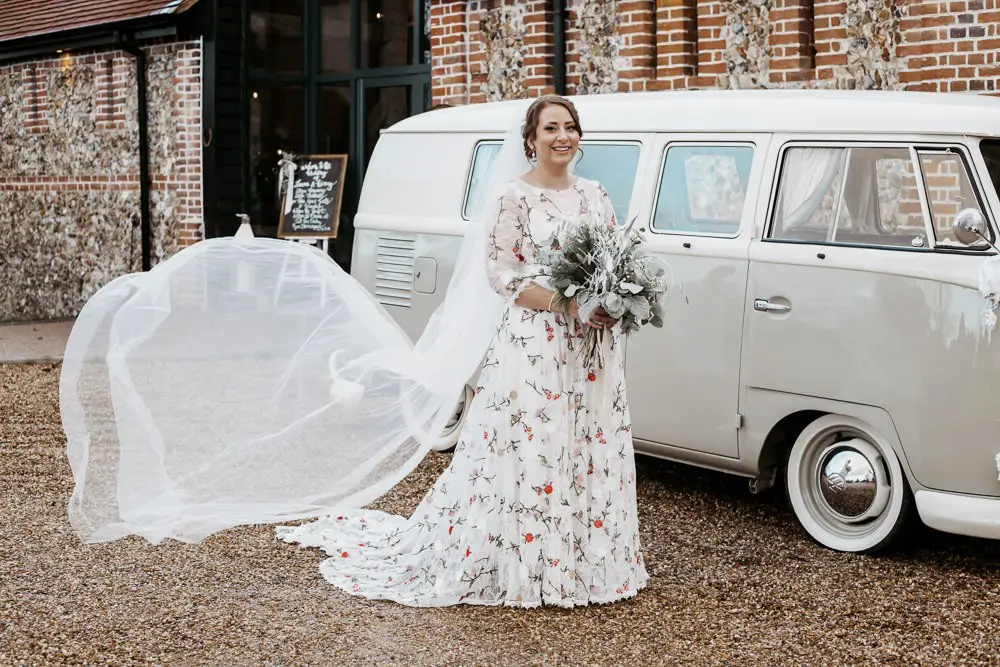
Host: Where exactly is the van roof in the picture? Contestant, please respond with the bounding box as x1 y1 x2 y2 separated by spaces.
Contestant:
389 89 1000 137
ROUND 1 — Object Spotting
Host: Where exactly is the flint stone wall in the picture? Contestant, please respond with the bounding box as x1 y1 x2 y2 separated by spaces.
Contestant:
0 41 201 323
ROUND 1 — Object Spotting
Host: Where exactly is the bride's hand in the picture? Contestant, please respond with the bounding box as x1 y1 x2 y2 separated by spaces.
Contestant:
588 306 616 330
569 300 615 329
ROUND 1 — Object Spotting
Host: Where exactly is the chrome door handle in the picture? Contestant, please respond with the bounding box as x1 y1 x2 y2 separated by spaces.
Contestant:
754 298 790 313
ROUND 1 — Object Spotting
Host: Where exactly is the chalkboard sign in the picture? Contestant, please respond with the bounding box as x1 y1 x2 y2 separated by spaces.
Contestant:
276 154 349 239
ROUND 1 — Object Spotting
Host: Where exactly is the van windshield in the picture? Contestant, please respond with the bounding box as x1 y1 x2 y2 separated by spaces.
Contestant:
464 141 640 222
981 139 1000 202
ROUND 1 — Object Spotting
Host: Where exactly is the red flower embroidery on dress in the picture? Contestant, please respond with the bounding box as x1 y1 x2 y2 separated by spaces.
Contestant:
587 372 597 382
465 547 471 558
594 519 603 528
448 525 454 535
544 484 553 495
340 551 349 558
525 533 535 543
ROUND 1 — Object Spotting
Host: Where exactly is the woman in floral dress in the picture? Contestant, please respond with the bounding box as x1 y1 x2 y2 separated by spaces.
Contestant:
278 95 649 608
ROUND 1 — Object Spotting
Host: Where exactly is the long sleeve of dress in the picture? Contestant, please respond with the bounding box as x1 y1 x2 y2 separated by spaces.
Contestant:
486 188 533 300
596 182 619 228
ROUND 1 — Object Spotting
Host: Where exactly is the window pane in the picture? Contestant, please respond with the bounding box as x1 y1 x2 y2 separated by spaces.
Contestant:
770 147 844 239
321 0 351 73
463 142 502 219
319 85 351 154
463 142 640 222
980 139 1000 198
421 0 431 63
573 144 640 223
871 149 925 242
770 146 931 248
653 145 753 235
919 150 990 248
249 85 304 236
364 85 411 171
361 0 414 69
249 0 303 73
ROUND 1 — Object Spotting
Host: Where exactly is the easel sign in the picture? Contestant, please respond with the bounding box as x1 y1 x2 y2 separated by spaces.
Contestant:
276 152 349 247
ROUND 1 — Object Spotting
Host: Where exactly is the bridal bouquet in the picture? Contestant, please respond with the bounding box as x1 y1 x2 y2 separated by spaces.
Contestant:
540 208 671 370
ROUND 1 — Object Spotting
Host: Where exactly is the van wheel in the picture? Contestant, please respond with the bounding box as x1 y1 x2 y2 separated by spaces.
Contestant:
785 414 912 554
430 384 475 453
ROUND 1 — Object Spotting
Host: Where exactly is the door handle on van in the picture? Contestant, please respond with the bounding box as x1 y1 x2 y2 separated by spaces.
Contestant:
753 299 790 313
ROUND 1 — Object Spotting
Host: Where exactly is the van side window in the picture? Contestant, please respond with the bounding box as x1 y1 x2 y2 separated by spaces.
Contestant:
651 145 754 236
463 141 641 222
571 143 641 222
769 145 991 250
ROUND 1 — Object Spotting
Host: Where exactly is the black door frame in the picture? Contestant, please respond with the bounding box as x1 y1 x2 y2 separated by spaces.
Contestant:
243 0 431 260
356 73 430 185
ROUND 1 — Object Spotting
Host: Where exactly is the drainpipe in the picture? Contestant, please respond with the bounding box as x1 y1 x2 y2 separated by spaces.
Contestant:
117 33 152 272
552 0 566 95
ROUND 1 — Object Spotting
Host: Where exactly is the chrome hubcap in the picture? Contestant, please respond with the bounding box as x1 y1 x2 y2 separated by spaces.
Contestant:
800 432 894 539
818 442 886 520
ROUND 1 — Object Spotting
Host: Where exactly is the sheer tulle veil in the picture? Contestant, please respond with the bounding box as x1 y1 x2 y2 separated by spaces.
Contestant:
61 101 535 544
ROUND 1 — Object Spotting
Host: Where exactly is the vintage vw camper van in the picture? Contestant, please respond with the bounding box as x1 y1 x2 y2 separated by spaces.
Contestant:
350 90 1000 554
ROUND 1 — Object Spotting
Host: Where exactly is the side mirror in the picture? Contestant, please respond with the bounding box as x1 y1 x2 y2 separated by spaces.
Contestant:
954 208 989 246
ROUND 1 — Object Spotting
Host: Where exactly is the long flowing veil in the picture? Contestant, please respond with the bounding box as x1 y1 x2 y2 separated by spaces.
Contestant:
61 102 534 544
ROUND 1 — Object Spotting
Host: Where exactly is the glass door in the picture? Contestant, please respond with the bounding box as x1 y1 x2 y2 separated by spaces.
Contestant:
357 75 429 178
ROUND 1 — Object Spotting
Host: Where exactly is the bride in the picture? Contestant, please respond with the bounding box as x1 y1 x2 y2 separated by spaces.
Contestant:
61 94 648 608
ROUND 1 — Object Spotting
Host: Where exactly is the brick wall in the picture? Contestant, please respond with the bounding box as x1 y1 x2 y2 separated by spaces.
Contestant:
428 0 1000 104
0 39 203 323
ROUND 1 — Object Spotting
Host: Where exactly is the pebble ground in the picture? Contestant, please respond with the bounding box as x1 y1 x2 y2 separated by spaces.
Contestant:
2 364 999 666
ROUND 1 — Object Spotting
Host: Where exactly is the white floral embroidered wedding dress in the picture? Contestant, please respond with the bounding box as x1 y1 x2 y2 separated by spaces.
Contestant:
277 176 649 608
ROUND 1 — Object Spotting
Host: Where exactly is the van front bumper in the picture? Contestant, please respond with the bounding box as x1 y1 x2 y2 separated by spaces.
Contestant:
914 489 1000 540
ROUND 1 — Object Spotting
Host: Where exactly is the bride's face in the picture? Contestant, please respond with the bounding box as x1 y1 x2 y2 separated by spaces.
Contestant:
532 104 580 169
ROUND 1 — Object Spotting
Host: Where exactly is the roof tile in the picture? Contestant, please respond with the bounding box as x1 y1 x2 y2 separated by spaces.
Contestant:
0 0 199 45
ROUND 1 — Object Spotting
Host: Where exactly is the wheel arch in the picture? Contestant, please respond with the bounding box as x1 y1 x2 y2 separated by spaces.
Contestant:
743 388 918 491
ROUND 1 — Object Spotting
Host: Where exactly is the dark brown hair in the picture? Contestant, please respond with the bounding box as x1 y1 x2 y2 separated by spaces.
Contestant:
522 95 583 160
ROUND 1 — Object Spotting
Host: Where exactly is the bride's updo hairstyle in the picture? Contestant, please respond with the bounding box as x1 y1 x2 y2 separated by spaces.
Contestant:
521 95 583 161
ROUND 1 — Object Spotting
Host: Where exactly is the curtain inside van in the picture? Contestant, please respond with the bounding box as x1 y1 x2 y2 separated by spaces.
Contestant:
775 147 845 233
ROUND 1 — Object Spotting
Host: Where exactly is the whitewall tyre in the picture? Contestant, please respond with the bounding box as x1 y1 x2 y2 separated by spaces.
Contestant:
430 384 475 453
785 414 912 554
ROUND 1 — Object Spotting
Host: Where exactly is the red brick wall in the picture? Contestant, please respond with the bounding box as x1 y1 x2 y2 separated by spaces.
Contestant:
428 0 1000 103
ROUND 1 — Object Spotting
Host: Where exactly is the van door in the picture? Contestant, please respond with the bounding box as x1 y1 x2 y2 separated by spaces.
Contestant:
626 134 770 459
740 139 1000 498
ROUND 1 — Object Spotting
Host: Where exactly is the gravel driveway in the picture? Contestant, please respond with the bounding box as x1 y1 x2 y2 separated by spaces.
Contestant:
2 364 999 666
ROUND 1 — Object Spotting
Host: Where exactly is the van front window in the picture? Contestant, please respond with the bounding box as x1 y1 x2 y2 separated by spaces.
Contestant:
571 144 640 222
980 139 1000 204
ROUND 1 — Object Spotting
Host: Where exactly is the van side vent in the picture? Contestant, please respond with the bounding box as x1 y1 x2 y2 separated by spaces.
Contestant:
375 235 416 308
